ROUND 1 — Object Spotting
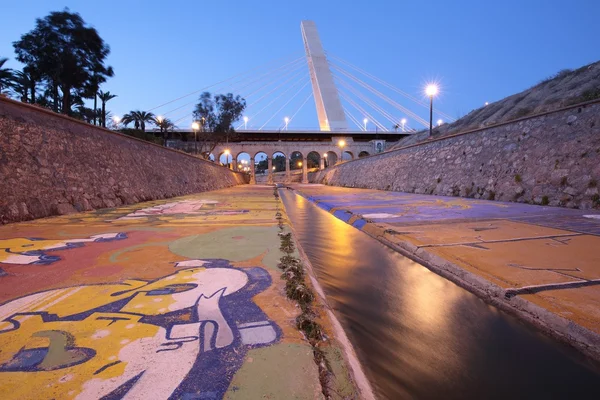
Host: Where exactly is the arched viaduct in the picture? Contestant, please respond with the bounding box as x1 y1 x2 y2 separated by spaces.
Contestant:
167 130 408 184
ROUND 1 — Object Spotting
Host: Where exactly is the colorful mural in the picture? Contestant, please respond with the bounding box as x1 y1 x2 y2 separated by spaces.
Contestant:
0 260 278 399
0 189 327 399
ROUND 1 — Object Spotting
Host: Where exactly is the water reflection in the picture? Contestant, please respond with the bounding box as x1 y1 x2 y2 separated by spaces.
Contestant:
281 190 600 400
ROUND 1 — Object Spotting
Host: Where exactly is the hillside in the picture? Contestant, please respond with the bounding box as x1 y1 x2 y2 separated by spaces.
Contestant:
393 60 600 147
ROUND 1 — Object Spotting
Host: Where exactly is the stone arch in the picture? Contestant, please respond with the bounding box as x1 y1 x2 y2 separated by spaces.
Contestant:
236 152 251 173
207 153 216 162
358 151 370 158
342 151 354 161
306 151 321 169
218 151 233 167
254 151 268 175
290 151 304 170
324 151 337 167
272 151 286 173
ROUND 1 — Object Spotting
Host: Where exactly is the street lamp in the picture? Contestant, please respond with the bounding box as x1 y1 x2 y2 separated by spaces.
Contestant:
224 149 231 167
323 152 328 168
425 84 439 137
243 116 248 130
284 116 289 131
191 122 200 154
112 115 121 129
363 118 368 131
298 161 302 167
401 118 407 132
437 119 443 127
338 139 346 148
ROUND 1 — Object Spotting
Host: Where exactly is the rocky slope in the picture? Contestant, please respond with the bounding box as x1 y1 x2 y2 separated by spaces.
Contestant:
394 60 600 147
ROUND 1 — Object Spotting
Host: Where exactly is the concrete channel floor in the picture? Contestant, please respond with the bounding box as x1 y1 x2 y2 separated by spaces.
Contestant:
290 184 600 356
0 186 356 400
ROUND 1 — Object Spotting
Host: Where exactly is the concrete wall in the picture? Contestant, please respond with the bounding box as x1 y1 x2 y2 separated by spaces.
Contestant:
311 100 600 209
0 97 247 224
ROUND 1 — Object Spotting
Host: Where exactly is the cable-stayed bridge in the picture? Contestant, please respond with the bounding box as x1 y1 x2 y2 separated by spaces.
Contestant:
149 21 454 183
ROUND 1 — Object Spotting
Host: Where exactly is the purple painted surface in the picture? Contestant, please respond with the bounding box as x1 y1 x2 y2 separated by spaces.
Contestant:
298 189 600 235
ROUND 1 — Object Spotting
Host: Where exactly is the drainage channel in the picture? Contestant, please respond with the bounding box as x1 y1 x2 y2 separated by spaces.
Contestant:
279 189 600 400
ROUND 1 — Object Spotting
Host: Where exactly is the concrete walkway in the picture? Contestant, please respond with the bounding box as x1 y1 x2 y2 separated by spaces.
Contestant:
290 184 600 361
0 186 356 399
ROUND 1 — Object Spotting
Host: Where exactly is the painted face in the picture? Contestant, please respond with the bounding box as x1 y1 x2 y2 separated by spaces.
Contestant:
120 268 248 315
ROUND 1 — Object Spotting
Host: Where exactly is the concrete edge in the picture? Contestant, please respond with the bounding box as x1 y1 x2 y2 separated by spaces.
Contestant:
279 188 376 400
294 190 600 365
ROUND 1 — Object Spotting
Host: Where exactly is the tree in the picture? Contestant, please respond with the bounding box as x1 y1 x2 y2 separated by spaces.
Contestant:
121 110 155 132
154 117 176 145
0 58 13 95
192 92 246 158
13 9 113 115
10 70 31 102
98 90 117 127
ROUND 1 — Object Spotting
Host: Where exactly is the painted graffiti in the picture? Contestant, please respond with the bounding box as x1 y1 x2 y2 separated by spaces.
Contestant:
0 233 127 265
0 259 279 399
117 200 249 220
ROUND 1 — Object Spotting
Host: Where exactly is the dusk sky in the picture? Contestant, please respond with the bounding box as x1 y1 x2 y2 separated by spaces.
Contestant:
1 0 599 131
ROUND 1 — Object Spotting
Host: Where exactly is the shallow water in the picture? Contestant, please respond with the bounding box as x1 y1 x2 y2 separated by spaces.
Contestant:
280 189 600 399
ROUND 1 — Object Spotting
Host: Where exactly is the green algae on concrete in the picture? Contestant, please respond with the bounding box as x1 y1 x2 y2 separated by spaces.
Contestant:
169 226 282 270
224 343 324 400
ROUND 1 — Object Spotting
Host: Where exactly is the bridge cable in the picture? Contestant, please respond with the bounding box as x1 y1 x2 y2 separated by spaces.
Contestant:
147 53 305 112
161 57 307 120
328 54 455 122
331 64 429 127
285 92 314 128
342 106 366 131
237 73 310 130
338 90 388 131
336 76 404 129
259 80 311 130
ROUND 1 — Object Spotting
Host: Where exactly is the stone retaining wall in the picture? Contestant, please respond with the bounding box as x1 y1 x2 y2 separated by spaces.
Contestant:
311 100 600 209
0 97 247 224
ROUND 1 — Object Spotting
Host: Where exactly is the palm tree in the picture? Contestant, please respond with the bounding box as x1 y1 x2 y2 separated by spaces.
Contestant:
10 70 30 102
0 58 14 95
98 90 117 127
121 110 155 132
154 117 177 145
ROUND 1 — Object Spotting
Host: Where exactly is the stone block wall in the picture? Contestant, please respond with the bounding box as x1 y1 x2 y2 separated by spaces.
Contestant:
0 97 248 224
311 100 600 209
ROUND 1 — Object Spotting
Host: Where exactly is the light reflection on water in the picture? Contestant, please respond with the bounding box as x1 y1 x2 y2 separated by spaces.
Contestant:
281 190 600 400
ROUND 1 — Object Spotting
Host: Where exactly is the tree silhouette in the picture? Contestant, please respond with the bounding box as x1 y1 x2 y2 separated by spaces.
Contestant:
13 9 113 115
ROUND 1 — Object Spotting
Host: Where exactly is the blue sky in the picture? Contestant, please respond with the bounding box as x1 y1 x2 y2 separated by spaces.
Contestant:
1 0 599 131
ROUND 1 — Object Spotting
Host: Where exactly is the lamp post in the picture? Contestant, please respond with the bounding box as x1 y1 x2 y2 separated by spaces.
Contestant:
224 149 231 168
243 116 248 130
191 122 199 154
425 84 439 137
363 118 368 131
437 119 443 127
401 118 407 132
284 117 289 131
323 152 328 168
112 116 121 130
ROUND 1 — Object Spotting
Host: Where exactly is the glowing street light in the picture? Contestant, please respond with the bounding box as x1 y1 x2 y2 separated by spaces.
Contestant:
156 115 164 123
401 118 407 132
437 119 443 126
191 122 200 154
112 115 121 129
272 166 276 170
243 116 248 130
363 118 368 131
338 139 346 148
284 116 289 131
223 149 231 168
485 102 489 106
425 84 439 137
298 161 303 167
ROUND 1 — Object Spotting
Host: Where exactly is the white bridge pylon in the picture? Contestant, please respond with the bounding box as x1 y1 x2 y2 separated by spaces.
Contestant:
301 20 349 132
